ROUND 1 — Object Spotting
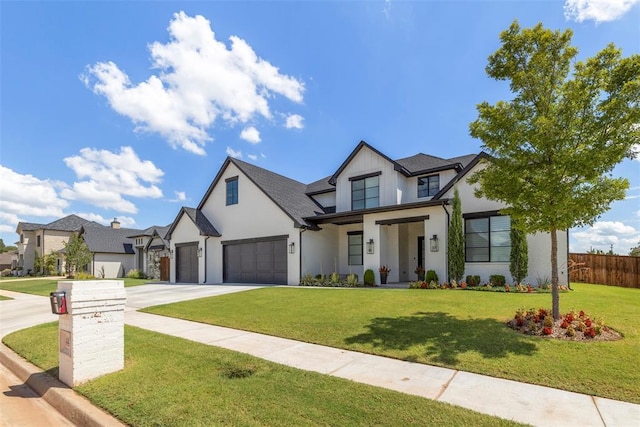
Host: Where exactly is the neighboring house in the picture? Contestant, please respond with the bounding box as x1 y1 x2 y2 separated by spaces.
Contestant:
0 252 14 271
169 140 568 285
128 225 171 280
79 219 141 278
15 214 96 275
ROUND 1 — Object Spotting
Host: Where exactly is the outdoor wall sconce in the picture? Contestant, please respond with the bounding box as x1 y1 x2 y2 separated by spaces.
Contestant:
197 247 203 257
170 249 174 259
430 234 439 252
366 238 375 254
289 242 295 254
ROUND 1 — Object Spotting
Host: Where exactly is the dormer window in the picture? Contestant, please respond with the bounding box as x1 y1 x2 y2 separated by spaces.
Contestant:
226 176 238 206
351 173 380 210
418 175 439 198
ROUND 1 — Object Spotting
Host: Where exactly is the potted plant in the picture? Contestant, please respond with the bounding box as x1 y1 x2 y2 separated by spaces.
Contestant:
414 266 425 281
379 265 390 284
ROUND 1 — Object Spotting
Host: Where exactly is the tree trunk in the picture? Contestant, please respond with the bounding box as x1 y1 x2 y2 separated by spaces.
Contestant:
550 228 560 320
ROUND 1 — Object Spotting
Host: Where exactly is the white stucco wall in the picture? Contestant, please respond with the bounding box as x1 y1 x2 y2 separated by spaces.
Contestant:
199 163 301 285
92 253 135 278
442 162 568 285
310 191 336 210
301 224 339 277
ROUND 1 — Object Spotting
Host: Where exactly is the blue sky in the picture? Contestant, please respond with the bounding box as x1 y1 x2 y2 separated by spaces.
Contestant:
1 0 639 254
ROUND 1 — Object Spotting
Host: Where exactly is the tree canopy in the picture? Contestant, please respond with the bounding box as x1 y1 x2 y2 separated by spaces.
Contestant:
469 21 640 318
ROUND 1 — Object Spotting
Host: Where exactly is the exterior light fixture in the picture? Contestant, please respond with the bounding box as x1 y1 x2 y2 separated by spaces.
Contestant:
366 238 374 254
289 242 295 254
429 234 439 252
170 249 174 259
197 247 203 257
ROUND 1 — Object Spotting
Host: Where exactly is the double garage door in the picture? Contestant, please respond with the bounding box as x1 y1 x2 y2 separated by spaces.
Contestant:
223 237 287 285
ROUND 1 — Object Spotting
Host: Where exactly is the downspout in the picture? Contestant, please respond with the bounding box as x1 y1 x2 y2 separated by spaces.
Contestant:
442 202 450 283
203 236 210 284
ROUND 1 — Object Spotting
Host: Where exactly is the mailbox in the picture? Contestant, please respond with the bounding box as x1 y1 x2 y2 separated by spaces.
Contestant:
50 291 68 314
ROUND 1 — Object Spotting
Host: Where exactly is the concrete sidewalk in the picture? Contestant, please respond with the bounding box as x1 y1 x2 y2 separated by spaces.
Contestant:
126 310 640 427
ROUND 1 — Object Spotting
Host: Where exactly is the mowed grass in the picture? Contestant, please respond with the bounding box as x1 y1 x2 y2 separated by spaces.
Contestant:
144 283 640 404
0 278 153 296
3 323 522 427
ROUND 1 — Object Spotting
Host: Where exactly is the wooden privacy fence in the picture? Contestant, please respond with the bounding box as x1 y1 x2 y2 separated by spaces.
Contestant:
569 253 639 288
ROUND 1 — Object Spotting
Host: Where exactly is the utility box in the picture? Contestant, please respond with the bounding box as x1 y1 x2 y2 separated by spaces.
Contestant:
56 280 126 387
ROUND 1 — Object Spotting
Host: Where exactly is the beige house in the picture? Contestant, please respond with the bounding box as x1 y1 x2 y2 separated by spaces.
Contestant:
15 214 96 275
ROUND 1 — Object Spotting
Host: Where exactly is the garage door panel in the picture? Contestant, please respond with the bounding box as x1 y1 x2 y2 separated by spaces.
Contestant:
176 243 198 283
224 238 287 285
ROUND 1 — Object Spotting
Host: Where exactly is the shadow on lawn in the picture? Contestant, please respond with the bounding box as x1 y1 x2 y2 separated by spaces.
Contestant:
345 311 538 365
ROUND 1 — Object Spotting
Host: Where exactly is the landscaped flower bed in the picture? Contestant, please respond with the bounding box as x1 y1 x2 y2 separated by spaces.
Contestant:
408 280 570 293
507 307 622 341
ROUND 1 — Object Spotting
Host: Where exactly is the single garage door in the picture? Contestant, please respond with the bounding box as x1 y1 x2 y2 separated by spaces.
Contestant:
223 237 287 284
176 243 198 283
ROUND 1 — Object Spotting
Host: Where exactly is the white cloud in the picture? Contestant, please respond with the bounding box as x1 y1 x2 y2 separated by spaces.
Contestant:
247 154 258 161
83 11 305 155
240 126 261 144
571 220 640 254
0 166 69 230
632 143 640 162
285 114 304 129
564 0 639 23
173 191 186 202
61 146 163 214
226 147 242 159
76 213 136 228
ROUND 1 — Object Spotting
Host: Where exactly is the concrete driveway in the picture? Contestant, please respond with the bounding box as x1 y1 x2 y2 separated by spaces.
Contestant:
124 283 269 310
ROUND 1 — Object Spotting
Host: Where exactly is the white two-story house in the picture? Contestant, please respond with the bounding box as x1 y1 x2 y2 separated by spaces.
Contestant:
166 141 568 286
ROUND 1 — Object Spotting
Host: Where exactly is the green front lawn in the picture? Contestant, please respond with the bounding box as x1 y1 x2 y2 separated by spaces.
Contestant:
3 323 521 427
0 278 153 296
144 283 640 404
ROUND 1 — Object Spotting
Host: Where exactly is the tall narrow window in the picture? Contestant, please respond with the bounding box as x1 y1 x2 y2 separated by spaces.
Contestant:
465 214 511 262
36 235 41 247
348 232 363 266
417 175 439 198
226 177 238 205
351 175 379 210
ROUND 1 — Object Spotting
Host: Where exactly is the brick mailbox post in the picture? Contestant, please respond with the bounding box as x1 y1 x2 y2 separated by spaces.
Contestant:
54 280 126 387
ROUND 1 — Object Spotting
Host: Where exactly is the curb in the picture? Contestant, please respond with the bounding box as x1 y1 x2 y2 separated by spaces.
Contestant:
0 343 126 427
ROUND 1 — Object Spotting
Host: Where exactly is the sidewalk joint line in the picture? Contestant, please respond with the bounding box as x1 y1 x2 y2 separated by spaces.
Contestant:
434 369 458 401
591 395 607 427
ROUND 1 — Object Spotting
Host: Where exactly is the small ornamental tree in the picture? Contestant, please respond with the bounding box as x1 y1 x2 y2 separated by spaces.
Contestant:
33 251 42 275
469 21 640 319
43 251 58 275
509 223 528 284
63 233 93 278
448 188 465 282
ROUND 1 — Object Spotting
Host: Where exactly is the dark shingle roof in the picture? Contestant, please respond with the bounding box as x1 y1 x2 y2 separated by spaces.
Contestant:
17 222 44 232
45 214 93 231
229 158 325 227
80 224 141 254
446 154 477 168
394 153 455 174
306 176 334 195
183 207 221 237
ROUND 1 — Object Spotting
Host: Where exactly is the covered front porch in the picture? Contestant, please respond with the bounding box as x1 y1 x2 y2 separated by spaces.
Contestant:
301 202 450 284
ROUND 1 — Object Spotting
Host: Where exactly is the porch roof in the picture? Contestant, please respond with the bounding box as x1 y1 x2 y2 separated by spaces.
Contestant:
305 199 448 225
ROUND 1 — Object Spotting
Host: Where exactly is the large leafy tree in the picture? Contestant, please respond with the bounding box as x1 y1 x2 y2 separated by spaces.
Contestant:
448 188 465 282
469 21 639 319
63 233 93 278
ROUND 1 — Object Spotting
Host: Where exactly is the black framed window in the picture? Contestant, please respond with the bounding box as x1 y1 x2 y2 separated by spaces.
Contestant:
348 232 363 266
351 176 379 210
36 235 41 247
226 177 238 205
417 175 439 198
465 215 511 262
